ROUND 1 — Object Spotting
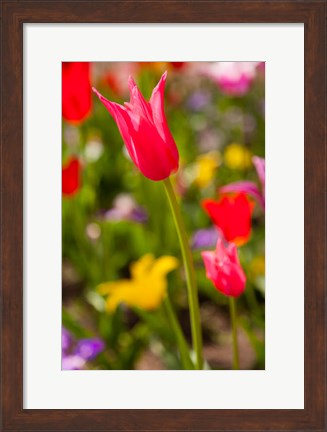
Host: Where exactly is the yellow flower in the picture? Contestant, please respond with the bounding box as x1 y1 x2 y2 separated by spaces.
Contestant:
97 254 179 312
224 143 252 170
249 256 265 278
193 152 220 189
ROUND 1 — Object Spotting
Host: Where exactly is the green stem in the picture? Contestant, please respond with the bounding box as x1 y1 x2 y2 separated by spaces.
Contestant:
163 295 194 370
229 297 240 370
163 177 203 370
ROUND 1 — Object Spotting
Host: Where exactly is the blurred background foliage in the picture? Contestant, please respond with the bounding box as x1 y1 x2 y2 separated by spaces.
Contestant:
62 62 265 370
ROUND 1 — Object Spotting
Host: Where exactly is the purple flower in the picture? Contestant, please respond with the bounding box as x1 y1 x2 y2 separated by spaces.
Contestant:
130 207 148 223
62 354 86 370
62 327 105 370
219 156 265 210
62 328 72 353
192 227 219 250
104 193 148 223
186 91 211 111
75 338 105 361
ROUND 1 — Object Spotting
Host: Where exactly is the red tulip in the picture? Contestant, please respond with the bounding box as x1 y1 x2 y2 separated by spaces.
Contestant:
201 239 246 297
92 71 179 181
170 62 186 70
202 193 254 246
62 157 81 196
62 62 92 124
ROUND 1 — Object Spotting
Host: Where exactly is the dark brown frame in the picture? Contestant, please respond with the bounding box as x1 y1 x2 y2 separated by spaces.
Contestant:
1 1 326 431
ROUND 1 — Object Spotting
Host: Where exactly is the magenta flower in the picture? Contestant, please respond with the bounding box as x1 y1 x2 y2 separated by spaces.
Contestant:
92 71 179 181
201 239 246 297
253 156 265 194
203 62 259 96
219 156 265 209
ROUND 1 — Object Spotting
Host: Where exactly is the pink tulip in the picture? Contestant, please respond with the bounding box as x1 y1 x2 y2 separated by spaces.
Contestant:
202 62 259 96
252 156 265 194
201 239 246 297
92 72 179 181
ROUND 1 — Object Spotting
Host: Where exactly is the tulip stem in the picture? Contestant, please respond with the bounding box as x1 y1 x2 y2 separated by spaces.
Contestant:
163 177 203 370
229 297 240 370
163 295 194 370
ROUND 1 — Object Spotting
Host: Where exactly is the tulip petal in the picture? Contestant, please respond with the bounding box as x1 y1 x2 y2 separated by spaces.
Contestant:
149 71 167 125
201 251 218 282
219 181 265 209
226 242 241 267
202 240 246 297
202 193 253 246
128 75 153 122
126 113 178 180
62 157 81 196
149 72 179 166
215 238 228 262
252 156 265 195
62 62 92 124
92 87 140 167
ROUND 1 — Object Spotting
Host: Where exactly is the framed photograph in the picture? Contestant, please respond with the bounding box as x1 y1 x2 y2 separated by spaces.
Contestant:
61 59 266 374
1 1 325 431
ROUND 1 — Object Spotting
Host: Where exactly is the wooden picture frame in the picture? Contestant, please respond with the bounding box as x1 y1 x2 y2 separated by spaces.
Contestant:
1 1 325 430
